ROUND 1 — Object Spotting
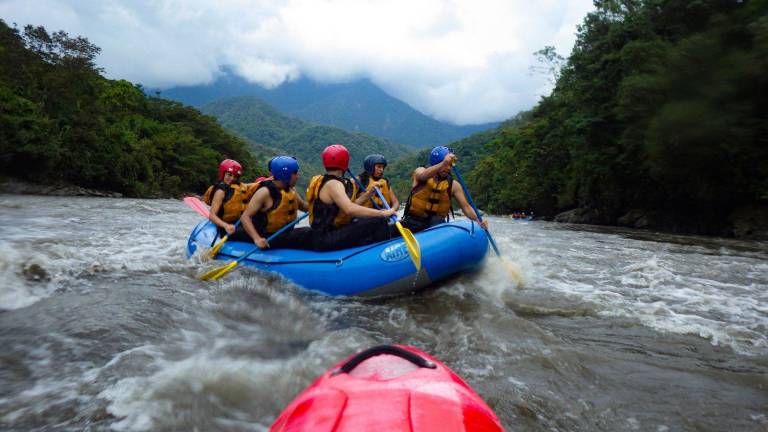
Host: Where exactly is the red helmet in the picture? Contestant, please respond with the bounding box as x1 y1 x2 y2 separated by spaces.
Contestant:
218 159 243 180
322 144 350 171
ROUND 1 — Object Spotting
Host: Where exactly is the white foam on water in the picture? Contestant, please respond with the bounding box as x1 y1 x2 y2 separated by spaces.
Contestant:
0 196 203 310
495 220 768 356
101 353 281 431
0 243 47 309
99 331 376 431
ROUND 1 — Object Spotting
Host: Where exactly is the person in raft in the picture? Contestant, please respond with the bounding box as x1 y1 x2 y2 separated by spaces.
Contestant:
306 144 397 251
231 156 311 249
400 146 489 233
203 159 260 237
356 154 400 211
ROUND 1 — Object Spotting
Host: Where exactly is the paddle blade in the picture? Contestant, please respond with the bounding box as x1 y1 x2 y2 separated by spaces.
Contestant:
183 197 210 218
200 261 235 281
209 261 238 281
500 257 523 286
207 235 228 258
396 221 421 271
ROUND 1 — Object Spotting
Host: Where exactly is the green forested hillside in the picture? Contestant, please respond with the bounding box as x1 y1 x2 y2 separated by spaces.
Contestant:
0 21 263 197
467 0 768 234
386 113 530 202
202 96 418 189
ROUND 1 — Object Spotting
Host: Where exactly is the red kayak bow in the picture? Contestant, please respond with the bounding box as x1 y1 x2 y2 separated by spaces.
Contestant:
270 345 504 432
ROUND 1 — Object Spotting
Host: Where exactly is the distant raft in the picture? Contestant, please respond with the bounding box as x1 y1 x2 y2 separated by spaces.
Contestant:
187 219 489 297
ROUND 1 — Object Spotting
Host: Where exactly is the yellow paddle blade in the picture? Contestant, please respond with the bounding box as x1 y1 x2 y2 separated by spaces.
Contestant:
209 261 238 281
396 221 421 271
207 235 228 259
500 257 523 286
200 261 235 281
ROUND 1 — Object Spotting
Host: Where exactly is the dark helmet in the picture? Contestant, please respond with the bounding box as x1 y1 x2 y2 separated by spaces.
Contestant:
218 159 243 180
363 154 387 175
322 144 350 171
429 146 452 166
268 156 299 184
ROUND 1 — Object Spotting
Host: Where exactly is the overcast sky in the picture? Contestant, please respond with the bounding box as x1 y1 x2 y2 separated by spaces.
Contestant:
1 0 594 124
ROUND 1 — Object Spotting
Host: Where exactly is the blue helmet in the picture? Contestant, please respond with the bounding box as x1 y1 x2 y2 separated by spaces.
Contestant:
268 156 299 184
429 146 452 166
363 154 387 175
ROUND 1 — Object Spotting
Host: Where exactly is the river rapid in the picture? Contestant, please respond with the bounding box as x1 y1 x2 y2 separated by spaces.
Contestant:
0 194 766 431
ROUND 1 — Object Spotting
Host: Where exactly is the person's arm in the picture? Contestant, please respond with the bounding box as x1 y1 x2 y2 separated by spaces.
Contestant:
240 188 270 249
209 189 236 235
413 153 457 182
295 188 309 212
327 181 395 219
353 180 376 205
451 180 489 229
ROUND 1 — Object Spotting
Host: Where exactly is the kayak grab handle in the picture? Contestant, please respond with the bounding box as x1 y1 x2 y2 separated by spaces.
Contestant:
333 345 436 375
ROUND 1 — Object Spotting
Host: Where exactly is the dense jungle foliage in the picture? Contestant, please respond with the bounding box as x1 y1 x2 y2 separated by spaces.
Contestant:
0 20 262 197
467 0 768 233
386 114 528 202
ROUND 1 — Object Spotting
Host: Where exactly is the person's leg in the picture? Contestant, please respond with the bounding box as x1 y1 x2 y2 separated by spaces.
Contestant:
400 215 430 233
226 224 253 243
427 215 448 228
311 218 393 251
269 226 312 249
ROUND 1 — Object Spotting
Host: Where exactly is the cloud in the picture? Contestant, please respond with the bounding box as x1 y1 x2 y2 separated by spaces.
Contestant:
0 0 594 124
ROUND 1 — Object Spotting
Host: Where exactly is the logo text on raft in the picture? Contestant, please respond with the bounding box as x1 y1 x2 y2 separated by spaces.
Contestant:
380 242 409 262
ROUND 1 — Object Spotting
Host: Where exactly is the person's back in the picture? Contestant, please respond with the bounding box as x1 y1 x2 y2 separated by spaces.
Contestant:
307 172 357 231
306 144 396 251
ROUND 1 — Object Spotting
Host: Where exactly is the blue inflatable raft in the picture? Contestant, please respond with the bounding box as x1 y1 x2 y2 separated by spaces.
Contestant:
187 219 489 297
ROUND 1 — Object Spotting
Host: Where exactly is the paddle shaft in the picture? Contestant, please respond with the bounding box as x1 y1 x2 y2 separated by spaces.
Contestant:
184 196 210 218
231 212 309 265
451 166 501 257
346 170 397 223
183 196 241 232
347 170 421 271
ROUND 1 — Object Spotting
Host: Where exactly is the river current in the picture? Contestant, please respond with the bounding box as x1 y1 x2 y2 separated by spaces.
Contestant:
0 194 766 431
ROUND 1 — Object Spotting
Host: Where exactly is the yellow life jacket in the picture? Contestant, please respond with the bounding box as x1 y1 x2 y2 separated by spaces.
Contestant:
203 181 258 223
359 175 392 209
404 174 453 219
306 174 358 229
253 181 299 235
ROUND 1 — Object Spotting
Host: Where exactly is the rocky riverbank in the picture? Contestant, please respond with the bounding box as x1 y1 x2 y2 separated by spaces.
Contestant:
0 179 123 198
553 206 768 240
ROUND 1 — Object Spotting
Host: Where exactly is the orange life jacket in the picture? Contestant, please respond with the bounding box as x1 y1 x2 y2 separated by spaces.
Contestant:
404 174 453 219
306 174 359 229
253 180 299 235
359 174 393 209
203 181 259 223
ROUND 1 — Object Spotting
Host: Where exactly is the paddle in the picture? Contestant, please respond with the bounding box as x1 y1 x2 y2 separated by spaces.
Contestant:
200 212 309 281
183 196 239 258
183 196 209 218
348 171 421 271
451 166 522 284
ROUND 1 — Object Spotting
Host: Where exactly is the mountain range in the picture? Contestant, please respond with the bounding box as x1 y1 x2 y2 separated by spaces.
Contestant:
201 96 416 190
158 72 498 148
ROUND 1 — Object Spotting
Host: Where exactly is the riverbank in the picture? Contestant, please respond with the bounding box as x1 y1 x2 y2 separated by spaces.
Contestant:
552 206 768 241
0 178 123 198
